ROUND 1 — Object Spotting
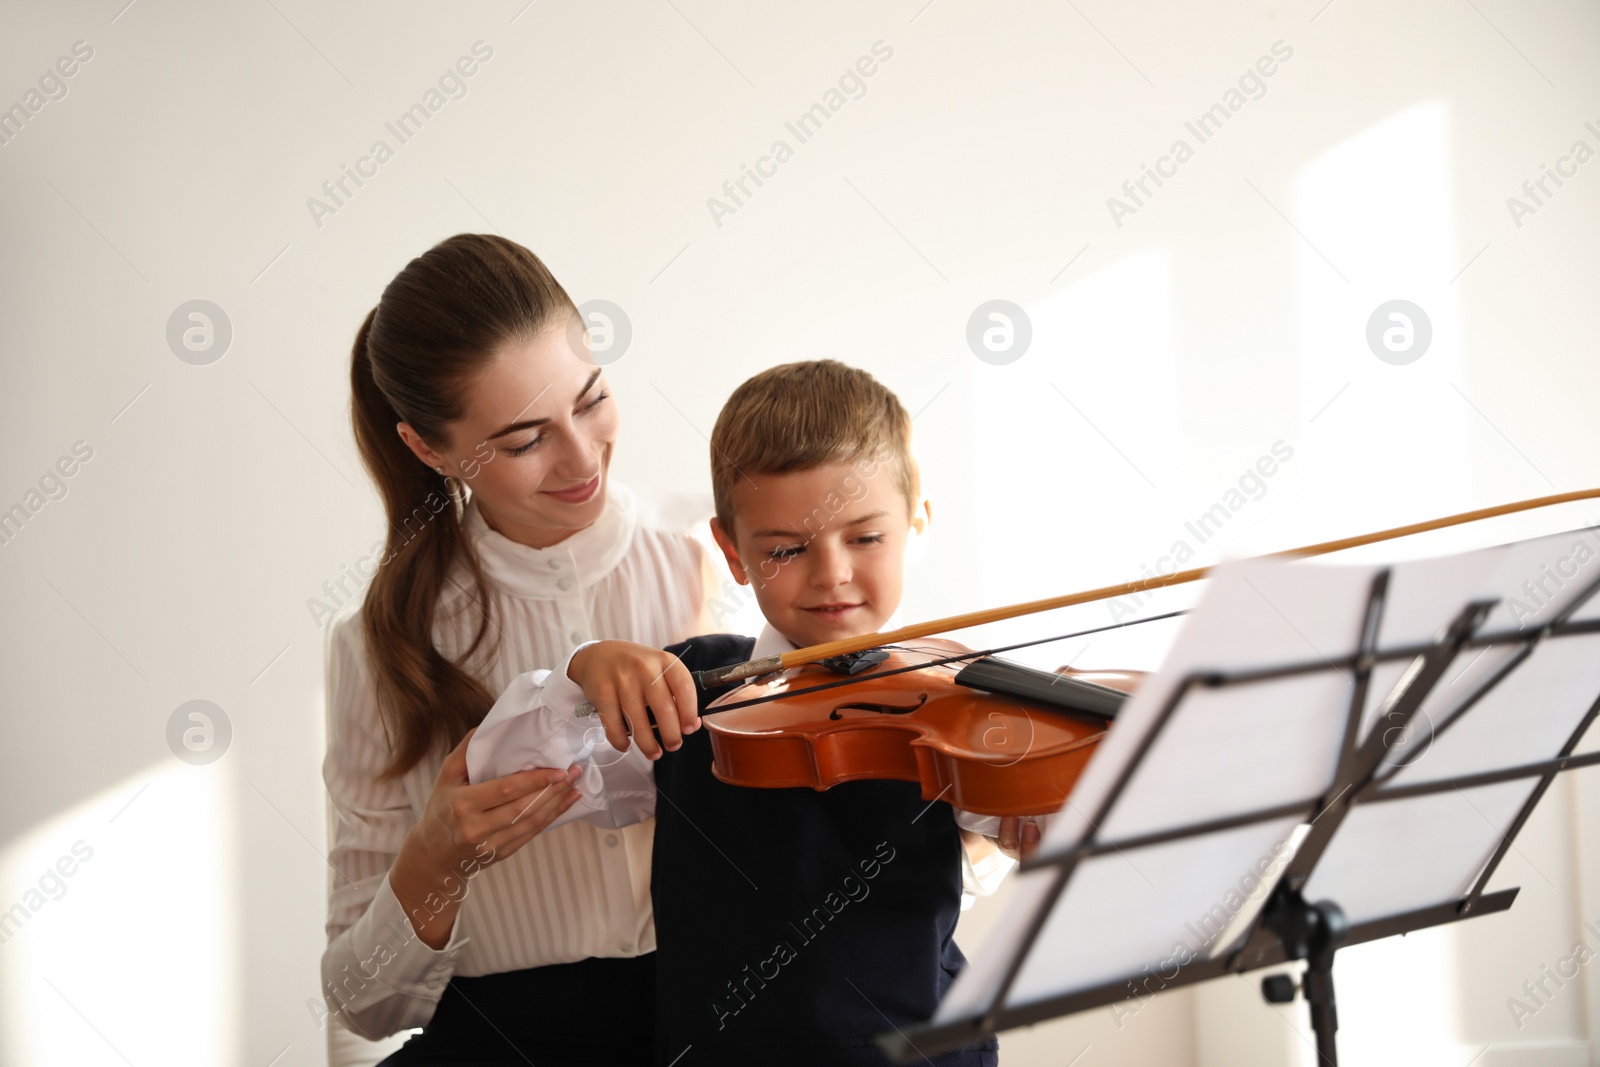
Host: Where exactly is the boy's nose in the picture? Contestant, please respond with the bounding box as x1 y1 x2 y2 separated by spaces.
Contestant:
808 544 852 588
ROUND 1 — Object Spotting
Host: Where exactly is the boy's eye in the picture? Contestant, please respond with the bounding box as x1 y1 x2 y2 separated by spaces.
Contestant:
768 545 803 561
854 534 884 545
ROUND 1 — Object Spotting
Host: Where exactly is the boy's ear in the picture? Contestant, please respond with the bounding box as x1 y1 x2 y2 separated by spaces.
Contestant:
906 498 932 567
709 517 750 585
911 498 932 536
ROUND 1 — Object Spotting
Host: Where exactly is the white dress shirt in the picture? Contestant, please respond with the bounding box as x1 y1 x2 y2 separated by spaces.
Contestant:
320 483 706 1040
468 621 1019 901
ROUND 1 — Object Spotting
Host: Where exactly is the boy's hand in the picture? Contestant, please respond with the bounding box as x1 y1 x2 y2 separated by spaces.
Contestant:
997 815 1041 860
568 641 700 760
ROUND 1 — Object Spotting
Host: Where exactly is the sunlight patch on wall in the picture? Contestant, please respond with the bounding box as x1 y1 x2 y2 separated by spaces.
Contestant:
0 762 238 1066
970 249 1181 673
1294 101 1469 529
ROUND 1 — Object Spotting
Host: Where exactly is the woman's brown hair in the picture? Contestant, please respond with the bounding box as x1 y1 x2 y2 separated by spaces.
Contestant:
350 233 577 778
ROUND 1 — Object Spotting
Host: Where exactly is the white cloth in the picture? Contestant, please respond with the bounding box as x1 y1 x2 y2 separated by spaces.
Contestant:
320 483 706 1040
466 621 1024 899
466 642 658 830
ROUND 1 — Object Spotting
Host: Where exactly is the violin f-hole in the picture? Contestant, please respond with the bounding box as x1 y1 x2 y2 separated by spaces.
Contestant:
828 694 929 720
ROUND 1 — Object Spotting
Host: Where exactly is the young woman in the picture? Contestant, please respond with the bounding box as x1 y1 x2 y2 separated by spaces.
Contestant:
321 234 708 1066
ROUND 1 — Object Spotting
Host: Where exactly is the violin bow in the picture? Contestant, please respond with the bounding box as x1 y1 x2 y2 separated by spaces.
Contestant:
692 486 1600 689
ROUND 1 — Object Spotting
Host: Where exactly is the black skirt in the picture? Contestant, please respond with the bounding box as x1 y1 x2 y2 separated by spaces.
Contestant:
377 954 654 1067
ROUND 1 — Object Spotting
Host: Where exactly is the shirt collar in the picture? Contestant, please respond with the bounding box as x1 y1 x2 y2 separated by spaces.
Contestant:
751 623 796 660
751 614 905 659
461 480 638 600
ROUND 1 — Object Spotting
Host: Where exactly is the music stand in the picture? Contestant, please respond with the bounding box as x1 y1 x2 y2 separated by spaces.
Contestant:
881 526 1600 1065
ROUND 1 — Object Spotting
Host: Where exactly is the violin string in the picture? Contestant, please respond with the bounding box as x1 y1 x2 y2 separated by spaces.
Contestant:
705 608 1189 713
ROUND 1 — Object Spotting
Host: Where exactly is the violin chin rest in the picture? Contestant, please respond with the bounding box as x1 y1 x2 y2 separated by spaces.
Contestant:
819 648 891 675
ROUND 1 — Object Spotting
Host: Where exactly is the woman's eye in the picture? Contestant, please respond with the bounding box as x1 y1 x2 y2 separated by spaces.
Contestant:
506 437 541 457
581 390 610 412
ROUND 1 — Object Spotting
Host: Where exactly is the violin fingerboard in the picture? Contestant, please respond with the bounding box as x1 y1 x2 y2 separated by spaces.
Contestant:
953 657 1124 722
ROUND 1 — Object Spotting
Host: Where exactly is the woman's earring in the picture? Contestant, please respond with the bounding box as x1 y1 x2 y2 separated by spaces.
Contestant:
434 464 462 497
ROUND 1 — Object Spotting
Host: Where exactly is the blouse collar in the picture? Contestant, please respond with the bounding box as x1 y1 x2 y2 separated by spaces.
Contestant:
461 480 639 600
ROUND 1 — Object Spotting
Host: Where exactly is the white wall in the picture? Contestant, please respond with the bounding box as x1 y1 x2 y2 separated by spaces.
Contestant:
2 1 1598 1064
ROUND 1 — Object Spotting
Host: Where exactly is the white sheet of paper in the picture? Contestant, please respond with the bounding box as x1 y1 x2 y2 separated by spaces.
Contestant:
1035 554 1380 858
1387 632 1600 787
1302 779 1537 923
936 819 1304 1021
1363 528 1600 776
1097 671 1346 842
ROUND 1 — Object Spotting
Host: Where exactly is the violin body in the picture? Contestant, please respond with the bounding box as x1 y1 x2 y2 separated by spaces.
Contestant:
702 638 1143 818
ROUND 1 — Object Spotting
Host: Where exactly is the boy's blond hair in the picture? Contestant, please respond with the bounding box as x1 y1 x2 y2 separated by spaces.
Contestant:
709 360 919 535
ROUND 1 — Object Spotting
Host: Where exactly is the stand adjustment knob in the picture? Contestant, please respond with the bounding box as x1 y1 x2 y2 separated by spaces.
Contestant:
1261 974 1298 1004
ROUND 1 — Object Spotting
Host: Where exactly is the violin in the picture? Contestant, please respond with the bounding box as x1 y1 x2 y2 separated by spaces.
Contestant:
680 487 1600 815
702 639 1144 817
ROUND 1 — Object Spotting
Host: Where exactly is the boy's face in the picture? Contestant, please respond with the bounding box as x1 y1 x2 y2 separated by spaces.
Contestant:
711 461 928 649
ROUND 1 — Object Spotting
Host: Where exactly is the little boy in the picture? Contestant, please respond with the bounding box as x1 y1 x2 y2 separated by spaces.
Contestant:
470 361 1004 1065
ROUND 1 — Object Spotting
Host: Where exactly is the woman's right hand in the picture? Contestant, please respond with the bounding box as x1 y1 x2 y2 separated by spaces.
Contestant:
391 728 581 948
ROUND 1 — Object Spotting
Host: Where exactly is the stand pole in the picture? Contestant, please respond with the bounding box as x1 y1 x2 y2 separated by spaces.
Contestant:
1262 894 1350 1066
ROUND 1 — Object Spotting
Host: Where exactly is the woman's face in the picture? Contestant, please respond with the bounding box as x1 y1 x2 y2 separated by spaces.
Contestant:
400 319 618 548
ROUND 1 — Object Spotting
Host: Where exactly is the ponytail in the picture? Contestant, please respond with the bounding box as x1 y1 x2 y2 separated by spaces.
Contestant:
349 235 576 778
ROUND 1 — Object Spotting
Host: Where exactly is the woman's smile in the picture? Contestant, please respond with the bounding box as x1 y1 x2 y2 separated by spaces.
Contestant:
543 474 600 505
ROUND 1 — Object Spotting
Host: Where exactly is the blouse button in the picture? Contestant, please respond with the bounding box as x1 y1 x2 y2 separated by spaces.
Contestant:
548 559 563 570
620 942 635 952
557 576 575 592
604 834 619 848
571 630 586 644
